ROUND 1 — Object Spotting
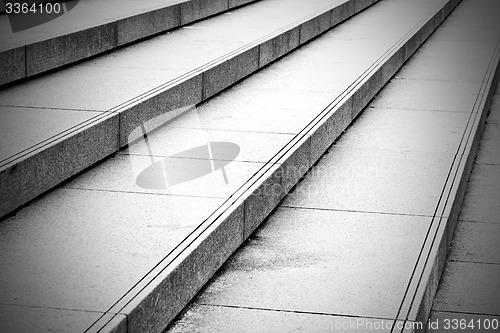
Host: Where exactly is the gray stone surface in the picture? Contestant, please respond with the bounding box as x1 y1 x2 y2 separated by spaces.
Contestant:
0 46 25 86
26 23 117 76
489 96 500 124
167 304 398 332
239 164 283 239
371 79 482 113
427 311 500 333
0 64 183 112
299 11 331 44
309 100 352 165
0 106 103 163
335 107 470 153
229 0 256 8
195 207 431 319
414 40 498 62
0 187 226 312
475 124 500 165
449 221 500 264
259 26 300 67
120 200 244 333
181 0 229 25
203 46 259 99
330 0 355 27
0 112 119 218
433 261 500 316
0 304 107 333
282 147 454 216
116 4 181 46
118 75 203 147
123 125 294 164
397 56 489 83
459 164 500 223
65 152 265 199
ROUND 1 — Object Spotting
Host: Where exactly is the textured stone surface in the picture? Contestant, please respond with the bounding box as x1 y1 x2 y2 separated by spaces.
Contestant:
118 75 203 147
299 11 331 44
167 304 398 332
26 23 117 76
181 0 229 25
229 0 256 8
335 107 470 153
0 106 103 163
119 200 244 333
0 188 226 312
0 112 119 218
449 221 500 264
282 147 454 216
203 46 259 99
0 46 25 86
433 262 500 315
475 124 500 165
371 79 482 113
116 4 181 46
259 26 300 67
65 152 265 200
0 304 107 333
195 207 431 319
309 100 352 165
459 164 500 223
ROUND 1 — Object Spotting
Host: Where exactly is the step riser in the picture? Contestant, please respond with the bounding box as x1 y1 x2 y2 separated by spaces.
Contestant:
0 0 376 220
0 0 260 87
87 1 461 332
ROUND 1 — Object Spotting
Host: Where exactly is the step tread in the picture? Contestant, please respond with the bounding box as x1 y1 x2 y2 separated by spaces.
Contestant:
0 0 362 218
0 0 259 86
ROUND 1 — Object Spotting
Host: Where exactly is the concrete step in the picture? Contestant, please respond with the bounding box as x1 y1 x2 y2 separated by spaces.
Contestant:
0 0 375 219
0 0 466 332
0 0 260 87
160 0 500 332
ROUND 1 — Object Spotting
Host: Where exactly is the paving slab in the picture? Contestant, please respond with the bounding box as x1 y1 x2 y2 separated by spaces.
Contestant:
370 79 482 112
282 147 454 216
334 107 470 153
458 164 500 223
191 207 432 320
448 221 500 264
167 304 401 332
427 311 500 333
0 105 103 163
432 261 500 316
0 304 113 333
64 153 265 199
0 188 227 312
475 123 500 165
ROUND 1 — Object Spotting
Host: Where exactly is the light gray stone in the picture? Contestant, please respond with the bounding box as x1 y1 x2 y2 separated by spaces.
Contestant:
282 147 454 216
119 200 244 333
167 304 397 332
119 74 203 147
475 124 500 165
449 221 500 264
0 112 119 218
0 304 106 333
197 207 432 319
